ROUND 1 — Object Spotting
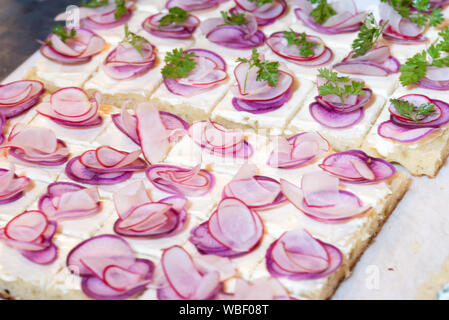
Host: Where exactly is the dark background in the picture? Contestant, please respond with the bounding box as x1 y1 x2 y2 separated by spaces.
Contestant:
0 0 76 80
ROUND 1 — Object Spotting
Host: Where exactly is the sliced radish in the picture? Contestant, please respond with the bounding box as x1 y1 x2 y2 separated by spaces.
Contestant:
266 229 343 280
280 173 371 222
268 132 329 168
320 150 396 183
146 164 215 197
208 198 263 253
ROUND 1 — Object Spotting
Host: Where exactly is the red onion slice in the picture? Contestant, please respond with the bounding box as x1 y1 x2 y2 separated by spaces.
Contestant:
233 62 293 101
142 12 200 39
80 2 134 30
0 80 45 118
203 14 266 49
309 102 364 129
112 106 188 145
378 121 437 143
0 211 58 265
222 163 286 209
232 0 287 26
232 88 292 114
189 121 254 159
146 164 215 197
208 198 263 253
2 125 69 166
38 182 101 220
158 245 222 300
40 27 106 64
418 66 449 90
280 173 371 223
266 229 343 280
163 49 228 97
166 0 228 11
334 46 400 76
268 132 329 169
389 96 449 128
266 31 333 67
37 88 103 128
114 196 188 238
319 150 396 183
103 42 156 80
136 102 172 164
294 0 365 34
67 234 154 300
0 163 31 203
66 146 146 185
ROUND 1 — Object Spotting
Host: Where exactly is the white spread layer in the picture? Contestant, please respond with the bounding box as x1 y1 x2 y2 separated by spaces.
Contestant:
211 77 314 136
84 63 163 97
364 87 449 157
164 132 272 176
287 92 386 150
151 78 231 116
135 0 164 13
0 234 76 288
35 50 109 88
0 160 47 220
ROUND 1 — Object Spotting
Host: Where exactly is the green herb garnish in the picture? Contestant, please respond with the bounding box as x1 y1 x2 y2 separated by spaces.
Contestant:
283 29 317 57
352 13 387 58
159 7 189 27
221 11 248 26
80 0 109 8
390 98 436 122
161 48 197 79
121 24 149 54
317 68 366 109
236 48 280 92
114 0 127 20
399 27 449 86
248 0 273 6
51 24 76 43
308 0 337 25
380 0 443 27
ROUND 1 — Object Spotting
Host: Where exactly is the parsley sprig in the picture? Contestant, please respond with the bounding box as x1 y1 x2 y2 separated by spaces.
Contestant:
81 0 127 20
161 48 197 80
80 0 109 8
317 68 366 109
236 49 280 92
114 0 127 20
380 0 443 27
121 24 149 55
308 0 336 25
220 11 248 26
390 98 436 122
283 29 317 57
159 7 189 27
51 24 76 43
352 13 387 58
248 0 273 6
399 27 449 86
